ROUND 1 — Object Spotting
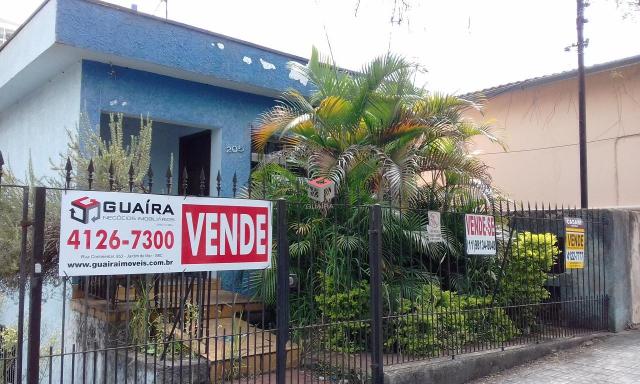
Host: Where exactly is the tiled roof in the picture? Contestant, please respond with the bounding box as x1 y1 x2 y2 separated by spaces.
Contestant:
461 53 640 99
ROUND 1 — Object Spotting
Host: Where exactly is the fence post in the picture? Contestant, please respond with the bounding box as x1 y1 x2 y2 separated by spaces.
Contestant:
276 198 290 384
15 187 30 383
369 204 384 384
27 187 46 384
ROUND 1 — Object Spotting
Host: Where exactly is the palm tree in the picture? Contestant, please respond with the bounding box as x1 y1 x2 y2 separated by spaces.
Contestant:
249 49 506 329
252 48 503 206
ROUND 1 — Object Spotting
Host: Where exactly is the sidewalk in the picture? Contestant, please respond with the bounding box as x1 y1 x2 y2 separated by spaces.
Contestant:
471 330 640 384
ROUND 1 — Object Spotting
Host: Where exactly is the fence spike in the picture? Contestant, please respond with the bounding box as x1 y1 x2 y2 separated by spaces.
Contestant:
165 165 173 195
0 150 5 185
108 161 115 191
232 172 238 198
87 159 95 190
64 157 73 189
182 166 189 196
199 168 206 196
128 164 135 192
147 164 153 193
216 170 221 197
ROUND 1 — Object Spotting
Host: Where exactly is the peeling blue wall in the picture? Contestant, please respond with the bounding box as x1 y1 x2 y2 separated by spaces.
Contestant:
56 0 310 95
80 60 275 197
81 60 276 293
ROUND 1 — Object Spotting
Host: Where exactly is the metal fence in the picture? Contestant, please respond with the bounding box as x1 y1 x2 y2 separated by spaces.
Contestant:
0 153 608 384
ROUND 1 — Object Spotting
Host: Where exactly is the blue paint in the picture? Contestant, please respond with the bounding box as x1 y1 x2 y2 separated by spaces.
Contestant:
81 60 276 294
56 0 310 96
81 60 274 196
99 114 204 194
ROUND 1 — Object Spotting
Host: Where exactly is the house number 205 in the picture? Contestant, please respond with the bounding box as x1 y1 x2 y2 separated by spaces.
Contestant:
225 145 245 153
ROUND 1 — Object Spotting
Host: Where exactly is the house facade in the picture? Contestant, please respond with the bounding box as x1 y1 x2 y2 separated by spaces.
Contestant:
466 55 640 208
0 0 309 196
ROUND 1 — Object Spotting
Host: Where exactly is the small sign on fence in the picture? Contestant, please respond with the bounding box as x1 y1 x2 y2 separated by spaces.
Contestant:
59 191 272 276
564 217 585 269
427 211 443 243
464 214 497 255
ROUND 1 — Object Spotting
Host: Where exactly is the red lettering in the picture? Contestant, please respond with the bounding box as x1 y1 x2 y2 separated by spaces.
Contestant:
466 215 496 237
182 204 270 265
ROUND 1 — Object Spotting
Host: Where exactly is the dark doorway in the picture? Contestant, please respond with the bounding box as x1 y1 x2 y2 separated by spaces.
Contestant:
179 130 211 196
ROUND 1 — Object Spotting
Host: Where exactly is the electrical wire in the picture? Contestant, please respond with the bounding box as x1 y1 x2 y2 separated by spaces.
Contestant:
478 132 640 155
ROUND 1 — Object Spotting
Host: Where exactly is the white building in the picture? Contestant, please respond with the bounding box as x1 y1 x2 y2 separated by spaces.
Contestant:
0 18 17 46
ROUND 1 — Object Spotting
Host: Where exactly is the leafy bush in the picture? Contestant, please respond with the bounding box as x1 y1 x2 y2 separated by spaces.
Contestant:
315 275 370 353
61 112 153 191
499 232 559 305
497 231 560 331
384 284 518 357
0 166 60 288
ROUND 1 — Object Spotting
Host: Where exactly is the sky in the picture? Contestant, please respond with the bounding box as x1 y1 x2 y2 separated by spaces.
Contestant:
1 0 639 93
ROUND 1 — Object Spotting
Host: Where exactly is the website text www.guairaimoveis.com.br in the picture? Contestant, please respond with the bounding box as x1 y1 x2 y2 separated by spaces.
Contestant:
66 259 174 269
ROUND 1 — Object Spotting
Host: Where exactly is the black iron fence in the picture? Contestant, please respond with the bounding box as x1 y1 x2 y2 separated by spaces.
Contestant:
0 153 608 384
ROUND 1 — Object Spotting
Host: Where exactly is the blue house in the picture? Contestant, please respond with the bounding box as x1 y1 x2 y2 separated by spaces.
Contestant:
0 0 309 196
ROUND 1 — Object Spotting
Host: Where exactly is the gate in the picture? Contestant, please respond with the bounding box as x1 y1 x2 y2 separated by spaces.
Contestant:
0 155 608 384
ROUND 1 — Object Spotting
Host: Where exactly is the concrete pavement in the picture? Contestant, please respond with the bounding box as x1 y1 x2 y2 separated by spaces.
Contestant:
470 330 640 384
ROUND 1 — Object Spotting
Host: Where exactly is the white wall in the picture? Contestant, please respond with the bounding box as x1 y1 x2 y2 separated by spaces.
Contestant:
467 64 640 207
0 0 56 101
0 61 81 180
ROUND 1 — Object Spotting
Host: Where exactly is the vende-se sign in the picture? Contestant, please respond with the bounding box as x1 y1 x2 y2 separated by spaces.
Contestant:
59 191 272 276
464 214 497 255
564 217 585 269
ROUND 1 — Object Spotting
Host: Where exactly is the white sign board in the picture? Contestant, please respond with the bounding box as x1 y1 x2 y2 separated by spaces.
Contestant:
427 211 443 243
59 191 272 276
464 214 497 255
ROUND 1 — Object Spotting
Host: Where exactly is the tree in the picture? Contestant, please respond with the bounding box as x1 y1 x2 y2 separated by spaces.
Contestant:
0 113 155 287
249 49 505 329
252 48 502 207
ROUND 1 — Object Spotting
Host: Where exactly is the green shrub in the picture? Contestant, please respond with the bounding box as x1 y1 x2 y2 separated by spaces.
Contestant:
385 284 518 357
499 232 559 305
498 231 559 330
464 300 518 344
315 275 370 353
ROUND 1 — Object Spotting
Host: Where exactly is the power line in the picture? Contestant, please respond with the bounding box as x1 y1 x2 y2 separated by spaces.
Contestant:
477 132 640 156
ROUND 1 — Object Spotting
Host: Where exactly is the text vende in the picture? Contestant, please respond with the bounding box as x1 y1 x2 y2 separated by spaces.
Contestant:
181 204 269 264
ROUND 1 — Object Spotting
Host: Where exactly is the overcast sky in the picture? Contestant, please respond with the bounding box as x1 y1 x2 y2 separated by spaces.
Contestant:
2 0 639 93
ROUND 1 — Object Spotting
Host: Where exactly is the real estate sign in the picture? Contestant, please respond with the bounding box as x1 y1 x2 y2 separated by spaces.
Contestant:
564 217 585 269
427 211 443 243
59 191 272 276
464 214 497 255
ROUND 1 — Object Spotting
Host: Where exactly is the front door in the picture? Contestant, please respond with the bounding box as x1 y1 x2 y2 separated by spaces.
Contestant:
178 130 211 196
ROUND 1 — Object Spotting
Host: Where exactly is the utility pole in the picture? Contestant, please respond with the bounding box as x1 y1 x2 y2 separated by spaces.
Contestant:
576 0 588 208
162 0 168 19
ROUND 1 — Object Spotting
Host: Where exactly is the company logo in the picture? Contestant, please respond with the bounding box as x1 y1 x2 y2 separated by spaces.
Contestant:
70 197 101 224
